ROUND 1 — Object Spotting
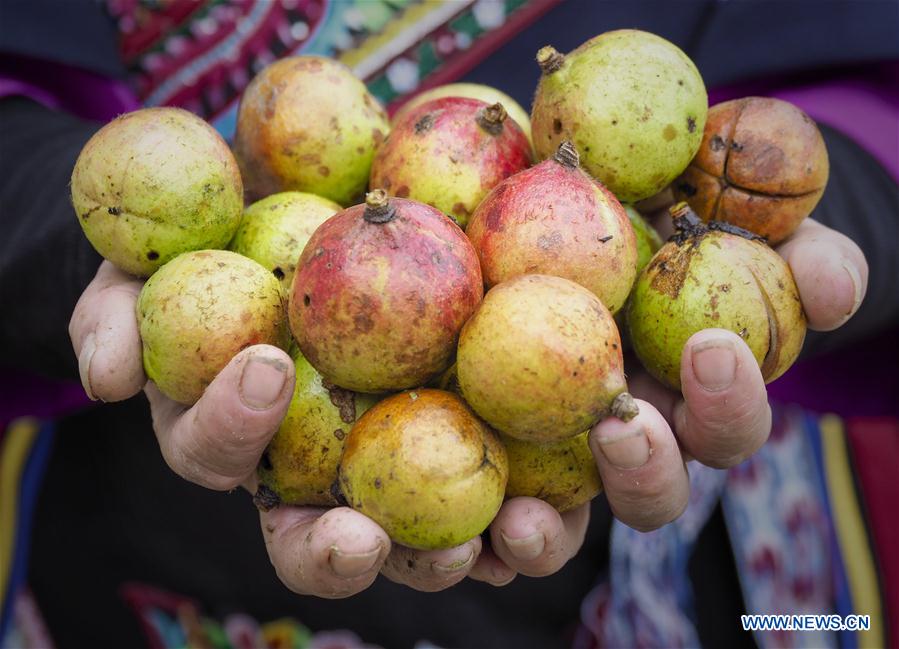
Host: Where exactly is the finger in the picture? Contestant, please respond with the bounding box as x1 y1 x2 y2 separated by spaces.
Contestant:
468 544 517 587
147 344 294 491
489 498 589 578
68 260 145 402
261 506 390 599
590 400 689 532
673 329 771 469
776 218 867 331
381 536 482 592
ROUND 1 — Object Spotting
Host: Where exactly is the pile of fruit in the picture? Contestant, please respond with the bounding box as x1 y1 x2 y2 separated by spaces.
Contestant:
72 29 827 551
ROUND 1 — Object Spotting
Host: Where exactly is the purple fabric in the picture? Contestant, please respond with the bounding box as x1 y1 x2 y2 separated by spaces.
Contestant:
0 371 91 433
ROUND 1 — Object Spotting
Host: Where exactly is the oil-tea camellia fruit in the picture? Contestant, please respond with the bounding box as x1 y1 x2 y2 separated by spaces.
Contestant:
290 191 483 393
338 389 508 550
370 97 531 228
466 141 638 314
137 250 290 405
673 96 829 244
627 203 806 390
457 274 638 442
234 56 389 206
531 29 707 202
72 107 243 277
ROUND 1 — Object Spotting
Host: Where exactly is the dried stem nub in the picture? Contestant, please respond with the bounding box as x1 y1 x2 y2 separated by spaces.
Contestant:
610 392 639 423
536 45 565 74
669 201 768 245
253 484 281 511
363 189 397 223
477 102 507 135
554 140 580 168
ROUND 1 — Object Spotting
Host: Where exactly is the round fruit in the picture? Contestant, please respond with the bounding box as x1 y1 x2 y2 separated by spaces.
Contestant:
228 191 341 291
290 191 483 393
627 203 807 390
503 431 601 512
71 107 243 277
370 97 532 228
338 389 508 550
531 29 707 202
457 274 637 442
625 204 664 276
673 97 829 244
393 82 533 147
137 250 289 404
466 141 638 314
233 56 390 206
254 349 379 509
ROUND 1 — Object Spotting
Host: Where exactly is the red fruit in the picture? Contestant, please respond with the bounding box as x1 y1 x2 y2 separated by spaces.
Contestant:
466 141 638 314
370 97 532 228
290 191 483 393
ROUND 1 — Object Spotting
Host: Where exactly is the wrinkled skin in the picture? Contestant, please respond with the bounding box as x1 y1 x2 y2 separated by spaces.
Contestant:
393 82 533 149
229 191 341 291
502 431 602 512
466 151 638 314
71 107 243 277
233 56 390 206
457 274 628 442
137 251 290 404
290 197 483 393
339 390 508 550
674 97 829 244
532 30 707 202
370 97 532 228
628 229 807 390
257 349 379 506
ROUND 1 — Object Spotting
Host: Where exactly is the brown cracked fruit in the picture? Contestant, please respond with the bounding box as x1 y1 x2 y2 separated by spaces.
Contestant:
674 97 829 244
627 203 807 390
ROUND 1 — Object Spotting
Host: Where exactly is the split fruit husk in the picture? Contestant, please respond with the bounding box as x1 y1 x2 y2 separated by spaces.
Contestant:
338 389 508 551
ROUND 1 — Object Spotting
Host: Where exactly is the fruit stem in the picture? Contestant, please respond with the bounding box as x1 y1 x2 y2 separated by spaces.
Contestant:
253 484 281 511
669 201 708 244
477 103 507 135
536 45 565 74
363 189 397 224
554 140 580 168
610 392 639 422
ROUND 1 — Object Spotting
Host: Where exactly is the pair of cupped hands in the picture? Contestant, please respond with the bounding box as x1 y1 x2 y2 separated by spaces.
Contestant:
69 193 867 598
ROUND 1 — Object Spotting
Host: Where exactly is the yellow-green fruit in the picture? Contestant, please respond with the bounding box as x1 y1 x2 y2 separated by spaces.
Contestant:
503 431 601 512
531 29 707 202
228 192 341 291
137 250 290 405
624 205 664 275
234 56 390 206
394 83 533 148
71 107 243 277
339 389 508 550
457 274 636 442
627 205 806 390
255 350 379 508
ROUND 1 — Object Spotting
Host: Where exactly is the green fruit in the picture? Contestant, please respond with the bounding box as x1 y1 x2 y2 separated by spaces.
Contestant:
229 192 341 291
531 29 707 202
254 349 379 509
457 274 637 442
339 389 508 550
503 431 601 512
137 250 290 404
71 107 243 277
627 204 807 390
234 56 390 206
624 205 664 275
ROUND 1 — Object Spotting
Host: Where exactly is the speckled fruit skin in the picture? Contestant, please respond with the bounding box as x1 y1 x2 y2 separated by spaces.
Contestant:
137 250 290 405
370 97 532 228
624 205 663 276
627 224 806 391
393 82 533 148
233 56 389 206
531 30 707 202
338 389 508 550
228 192 341 291
256 349 379 507
466 144 638 314
457 274 628 442
290 196 483 393
673 97 829 244
502 431 601 512
71 107 243 277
